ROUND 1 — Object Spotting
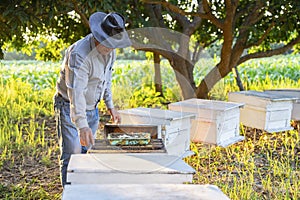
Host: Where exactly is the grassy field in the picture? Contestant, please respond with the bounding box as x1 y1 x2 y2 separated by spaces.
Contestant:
0 55 299 199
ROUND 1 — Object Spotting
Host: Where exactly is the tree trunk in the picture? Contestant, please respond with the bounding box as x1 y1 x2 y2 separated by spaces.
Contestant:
232 66 244 91
196 65 223 99
170 56 197 100
153 52 163 96
0 43 3 59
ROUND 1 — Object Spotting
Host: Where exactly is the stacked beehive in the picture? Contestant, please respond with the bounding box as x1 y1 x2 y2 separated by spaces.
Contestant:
168 98 245 147
228 90 297 132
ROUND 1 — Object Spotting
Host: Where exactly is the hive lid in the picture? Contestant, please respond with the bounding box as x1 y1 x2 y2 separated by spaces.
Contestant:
264 89 300 99
63 184 230 200
119 107 195 121
230 90 298 101
169 98 244 111
67 153 196 174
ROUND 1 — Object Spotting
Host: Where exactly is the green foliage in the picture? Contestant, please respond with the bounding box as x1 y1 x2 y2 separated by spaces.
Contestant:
34 37 68 61
116 48 146 60
111 59 181 110
0 0 133 61
3 35 68 61
129 83 168 109
0 60 59 90
209 55 300 100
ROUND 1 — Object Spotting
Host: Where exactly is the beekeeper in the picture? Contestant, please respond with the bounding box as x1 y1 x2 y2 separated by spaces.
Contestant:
54 11 131 187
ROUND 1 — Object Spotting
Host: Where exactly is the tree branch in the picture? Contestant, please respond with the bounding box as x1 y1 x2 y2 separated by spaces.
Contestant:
70 0 89 28
143 0 186 16
186 3 203 36
238 35 300 65
245 21 275 49
143 0 223 31
202 0 224 30
238 1 265 29
143 0 190 30
132 43 173 61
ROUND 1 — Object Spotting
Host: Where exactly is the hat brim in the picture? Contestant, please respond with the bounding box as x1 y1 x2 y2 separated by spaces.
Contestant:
89 12 131 49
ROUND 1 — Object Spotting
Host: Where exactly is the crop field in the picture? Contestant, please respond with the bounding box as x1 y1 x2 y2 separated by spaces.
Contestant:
0 55 299 199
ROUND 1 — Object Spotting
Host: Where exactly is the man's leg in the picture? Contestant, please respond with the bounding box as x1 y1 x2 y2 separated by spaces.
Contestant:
54 95 81 187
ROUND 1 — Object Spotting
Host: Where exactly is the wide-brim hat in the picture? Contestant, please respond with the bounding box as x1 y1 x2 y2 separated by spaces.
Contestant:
89 12 131 48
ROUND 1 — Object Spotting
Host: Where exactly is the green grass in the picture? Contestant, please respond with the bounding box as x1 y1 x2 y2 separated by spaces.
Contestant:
185 128 299 199
0 68 60 199
0 54 299 199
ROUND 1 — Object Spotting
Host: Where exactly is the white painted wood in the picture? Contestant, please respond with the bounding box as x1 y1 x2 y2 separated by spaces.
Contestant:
119 108 195 157
264 89 300 120
62 184 230 200
168 98 244 147
228 90 295 132
67 154 195 184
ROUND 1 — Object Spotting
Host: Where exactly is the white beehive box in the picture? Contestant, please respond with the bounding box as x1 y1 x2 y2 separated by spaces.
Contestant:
63 184 230 200
168 98 244 147
119 107 195 158
228 90 296 132
264 89 300 121
67 154 195 184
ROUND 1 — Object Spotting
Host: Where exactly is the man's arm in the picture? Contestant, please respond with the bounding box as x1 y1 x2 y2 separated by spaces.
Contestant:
66 51 94 146
103 51 121 124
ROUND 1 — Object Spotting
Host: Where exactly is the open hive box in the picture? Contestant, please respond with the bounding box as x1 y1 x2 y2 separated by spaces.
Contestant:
118 107 195 157
89 124 166 153
106 125 153 146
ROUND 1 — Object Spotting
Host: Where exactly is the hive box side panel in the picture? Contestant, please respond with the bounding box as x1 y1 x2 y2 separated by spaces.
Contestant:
165 118 192 133
217 116 240 142
190 120 217 143
239 106 267 129
263 90 300 120
67 173 193 184
265 119 293 132
165 129 190 157
292 102 300 120
221 108 241 121
266 101 294 111
267 108 292 121
190 116 241 146
216 111 240 134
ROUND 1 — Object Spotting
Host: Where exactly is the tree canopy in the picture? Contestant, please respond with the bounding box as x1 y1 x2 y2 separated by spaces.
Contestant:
1 0 299 99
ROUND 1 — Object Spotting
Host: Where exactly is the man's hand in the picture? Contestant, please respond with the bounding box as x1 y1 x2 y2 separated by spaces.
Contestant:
79 127 95 147
108 108 121 124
